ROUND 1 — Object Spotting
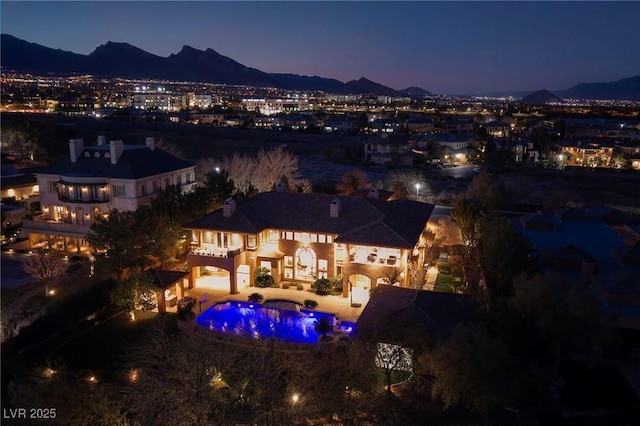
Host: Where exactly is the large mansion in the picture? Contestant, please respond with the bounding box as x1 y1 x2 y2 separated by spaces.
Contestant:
184 189 435 302
21 137 197 252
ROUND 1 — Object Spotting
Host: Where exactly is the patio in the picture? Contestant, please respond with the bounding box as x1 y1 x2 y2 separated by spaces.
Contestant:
180 286 367 324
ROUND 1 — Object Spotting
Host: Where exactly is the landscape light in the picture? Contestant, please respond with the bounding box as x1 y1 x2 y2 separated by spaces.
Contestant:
291 393 299 404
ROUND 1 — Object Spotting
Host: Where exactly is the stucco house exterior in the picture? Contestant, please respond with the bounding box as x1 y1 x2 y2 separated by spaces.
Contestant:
363 134 414 167
21 136 197 252
183 189 435 303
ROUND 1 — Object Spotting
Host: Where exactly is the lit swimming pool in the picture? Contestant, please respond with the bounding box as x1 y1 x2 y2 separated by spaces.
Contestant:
195 300 353 343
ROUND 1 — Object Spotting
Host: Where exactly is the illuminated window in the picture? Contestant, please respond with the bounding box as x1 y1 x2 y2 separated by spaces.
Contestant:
112 185 125 198
268 230 279 242
318 259 328 271
318 235 326 244
247 234 257 249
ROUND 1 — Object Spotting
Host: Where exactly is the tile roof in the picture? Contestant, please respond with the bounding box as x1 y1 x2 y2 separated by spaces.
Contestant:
37 145 195 179
146 269 190 290
185 191 435 249
356 285 473 340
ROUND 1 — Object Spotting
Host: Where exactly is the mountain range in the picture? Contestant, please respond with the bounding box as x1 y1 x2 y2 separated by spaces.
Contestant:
1 34 638 100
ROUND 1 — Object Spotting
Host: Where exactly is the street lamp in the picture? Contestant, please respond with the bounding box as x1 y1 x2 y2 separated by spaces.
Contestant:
415 183 421 197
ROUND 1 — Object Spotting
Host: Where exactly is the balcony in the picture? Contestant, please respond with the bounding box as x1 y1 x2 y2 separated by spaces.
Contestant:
22 216 91 237
348 248 400 267
57 194 111 203
190 244 244 258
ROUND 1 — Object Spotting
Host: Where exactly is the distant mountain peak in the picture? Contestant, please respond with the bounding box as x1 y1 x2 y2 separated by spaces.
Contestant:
521 89 564 104
399 86 434 97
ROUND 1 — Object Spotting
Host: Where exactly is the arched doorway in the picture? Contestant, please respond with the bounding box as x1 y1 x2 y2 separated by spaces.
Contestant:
348 274 371 304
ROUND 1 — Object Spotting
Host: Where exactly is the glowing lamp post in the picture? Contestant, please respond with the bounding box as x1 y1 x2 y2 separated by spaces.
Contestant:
415 183 421 197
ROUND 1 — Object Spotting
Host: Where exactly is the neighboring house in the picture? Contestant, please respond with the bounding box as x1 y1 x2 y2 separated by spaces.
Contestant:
322 115 357 133
188 112 224 125
444 118 474 135
183 189 435 302
405 118 435 135
369 119 403 134
555 140 614 167
516 207 640 330
241 98 309 116
1 164 41 211
412 133 476 163
21 136 197 253
280 114 316 130
363 134 413 167
253 115 281 129
483 120 511 138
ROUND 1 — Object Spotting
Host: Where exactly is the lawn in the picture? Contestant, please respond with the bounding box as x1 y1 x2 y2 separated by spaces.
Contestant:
433 273 463 293
52 310 177 372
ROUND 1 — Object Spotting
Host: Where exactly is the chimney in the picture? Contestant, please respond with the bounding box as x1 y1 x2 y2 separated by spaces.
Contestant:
330 198 341 218
223 198 236 218
109 140 125 165
275 181 286 192
69 139 85 162
145 137 155 151
97 135 106 146
368 187 379 199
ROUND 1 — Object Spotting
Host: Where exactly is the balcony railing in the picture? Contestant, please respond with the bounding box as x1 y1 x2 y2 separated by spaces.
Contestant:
22 217 91 235
348 249 400 267
190 246 244 258
57 193 110 203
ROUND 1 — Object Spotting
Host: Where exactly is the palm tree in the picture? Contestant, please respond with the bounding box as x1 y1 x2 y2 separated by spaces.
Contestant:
314 317 333 341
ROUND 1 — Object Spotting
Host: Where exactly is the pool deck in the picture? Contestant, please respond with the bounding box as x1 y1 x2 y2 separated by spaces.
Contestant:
185 286 366 324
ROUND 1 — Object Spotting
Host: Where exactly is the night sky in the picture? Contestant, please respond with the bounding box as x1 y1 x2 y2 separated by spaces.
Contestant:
2 1 639 95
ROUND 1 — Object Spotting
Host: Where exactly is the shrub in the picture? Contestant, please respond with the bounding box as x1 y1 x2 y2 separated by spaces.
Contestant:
304 299 318 309
248 293 264 303
330 275 343 292
254 267 275 288
296 283 304 291
177 299 195 321
313 278 333 296
282 282 290 289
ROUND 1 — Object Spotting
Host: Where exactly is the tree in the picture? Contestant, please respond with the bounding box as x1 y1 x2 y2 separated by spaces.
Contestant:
465 173 509 210
22 247 66 295
154 137 184 159
204 169 235 205
428 322 520 414
254 146 303 192
135 205 182 268
336 169 371 195
383 169 430 201
510 273 614 375
450 196 484 246
110 271 157 320
86 209 144 280
477 215 531 298
313 317 333 340
222 152 258 196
